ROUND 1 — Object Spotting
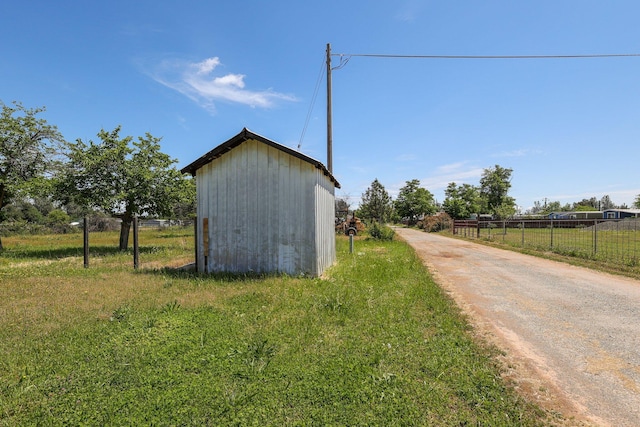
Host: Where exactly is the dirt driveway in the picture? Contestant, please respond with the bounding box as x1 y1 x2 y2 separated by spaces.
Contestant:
394 227 640 427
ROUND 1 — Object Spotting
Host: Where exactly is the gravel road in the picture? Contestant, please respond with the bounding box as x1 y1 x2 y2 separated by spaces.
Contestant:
394 227 640 426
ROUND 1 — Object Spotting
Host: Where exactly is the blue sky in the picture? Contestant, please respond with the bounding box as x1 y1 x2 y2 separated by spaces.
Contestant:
2 1 639 212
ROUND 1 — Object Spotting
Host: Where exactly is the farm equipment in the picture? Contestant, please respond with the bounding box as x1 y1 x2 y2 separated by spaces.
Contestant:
336 211 365 235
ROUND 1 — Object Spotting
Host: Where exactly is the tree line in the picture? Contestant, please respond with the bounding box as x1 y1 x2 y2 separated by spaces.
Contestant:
526 195 635 216
344 165 517 225
0 101 195 251
343 166 640 226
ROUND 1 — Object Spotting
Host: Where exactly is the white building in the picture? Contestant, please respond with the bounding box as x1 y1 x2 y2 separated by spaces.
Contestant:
181 128 340 277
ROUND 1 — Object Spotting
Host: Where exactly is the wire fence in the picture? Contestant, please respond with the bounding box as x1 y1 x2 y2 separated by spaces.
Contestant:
453 218 640 267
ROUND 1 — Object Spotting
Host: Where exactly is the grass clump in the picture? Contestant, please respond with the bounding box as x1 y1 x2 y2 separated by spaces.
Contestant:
367 221 395 241
0 230 555 425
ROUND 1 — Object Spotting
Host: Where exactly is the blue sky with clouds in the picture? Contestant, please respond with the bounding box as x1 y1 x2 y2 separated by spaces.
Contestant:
2 1 639 212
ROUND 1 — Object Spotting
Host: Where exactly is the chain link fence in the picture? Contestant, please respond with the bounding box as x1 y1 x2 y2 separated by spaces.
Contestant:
453 218 640 267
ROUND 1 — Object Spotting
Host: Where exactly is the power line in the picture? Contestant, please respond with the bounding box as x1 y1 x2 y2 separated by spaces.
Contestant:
298 56 326 151
331 52 640 60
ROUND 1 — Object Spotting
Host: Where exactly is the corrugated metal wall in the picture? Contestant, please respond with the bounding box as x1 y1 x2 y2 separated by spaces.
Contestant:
195 139 336 276
314 167 337 275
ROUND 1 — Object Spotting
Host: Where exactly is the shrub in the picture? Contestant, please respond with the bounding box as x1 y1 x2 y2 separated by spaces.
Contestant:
418 213 453 232
368 222 395 241
0 221 48 236
46 209 75 234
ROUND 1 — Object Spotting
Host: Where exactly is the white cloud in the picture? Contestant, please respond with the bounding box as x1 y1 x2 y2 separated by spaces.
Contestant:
148 56 296 113
195 57 220 75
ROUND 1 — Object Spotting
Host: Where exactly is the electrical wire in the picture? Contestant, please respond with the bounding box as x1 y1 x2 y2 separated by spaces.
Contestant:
331 52 640 60
332 55 351 70
298 56 326 151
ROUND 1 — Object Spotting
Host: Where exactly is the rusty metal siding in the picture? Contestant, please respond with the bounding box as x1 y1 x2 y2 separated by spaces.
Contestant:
194 139 335 276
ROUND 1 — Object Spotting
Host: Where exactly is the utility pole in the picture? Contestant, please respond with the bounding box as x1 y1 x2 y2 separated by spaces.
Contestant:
326 43 333 173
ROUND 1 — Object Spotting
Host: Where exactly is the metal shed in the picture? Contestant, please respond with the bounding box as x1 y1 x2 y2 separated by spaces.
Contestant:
181 128 340 277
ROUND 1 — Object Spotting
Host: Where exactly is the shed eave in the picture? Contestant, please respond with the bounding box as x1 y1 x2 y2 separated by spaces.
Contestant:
180 127 340 188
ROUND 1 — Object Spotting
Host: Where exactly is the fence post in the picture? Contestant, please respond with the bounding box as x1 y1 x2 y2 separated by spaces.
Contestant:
133 216 139 269
550 219 554 249
521 220 525 247
83 217 89 268
593 219 598 256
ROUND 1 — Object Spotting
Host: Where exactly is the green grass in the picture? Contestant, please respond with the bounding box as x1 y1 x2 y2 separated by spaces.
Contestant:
473 225 640 277
450 227 640 279
0 230 557 425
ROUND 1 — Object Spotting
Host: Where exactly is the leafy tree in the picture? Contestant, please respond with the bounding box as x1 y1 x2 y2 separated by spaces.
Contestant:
0 101 64 249
62 200 90 221
358 179 393 223
528 200 573 216
572 197 598 211
529 200 542 215
394 179 436 225
0 198 44 224
479 165 515 219
547 201 564 213
32 195 55 218
335 197 350 218
167 177 196 221
634 194 640 209
442 182 481 219
599 195 616 210
58 126 194 251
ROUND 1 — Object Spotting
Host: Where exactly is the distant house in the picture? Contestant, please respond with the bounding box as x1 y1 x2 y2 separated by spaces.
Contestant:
181 128 340 277
602 209 640 219
548 211 603 220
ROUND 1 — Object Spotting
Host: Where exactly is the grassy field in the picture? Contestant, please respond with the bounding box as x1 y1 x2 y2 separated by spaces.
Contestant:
0 228 559 425
470 225 640 276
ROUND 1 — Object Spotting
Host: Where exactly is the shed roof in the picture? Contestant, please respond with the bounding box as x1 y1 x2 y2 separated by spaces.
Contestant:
603 209 640 214
180 128 340 188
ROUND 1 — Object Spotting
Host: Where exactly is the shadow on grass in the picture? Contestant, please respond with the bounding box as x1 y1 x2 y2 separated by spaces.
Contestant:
0 245 166 260
142 265 296 283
